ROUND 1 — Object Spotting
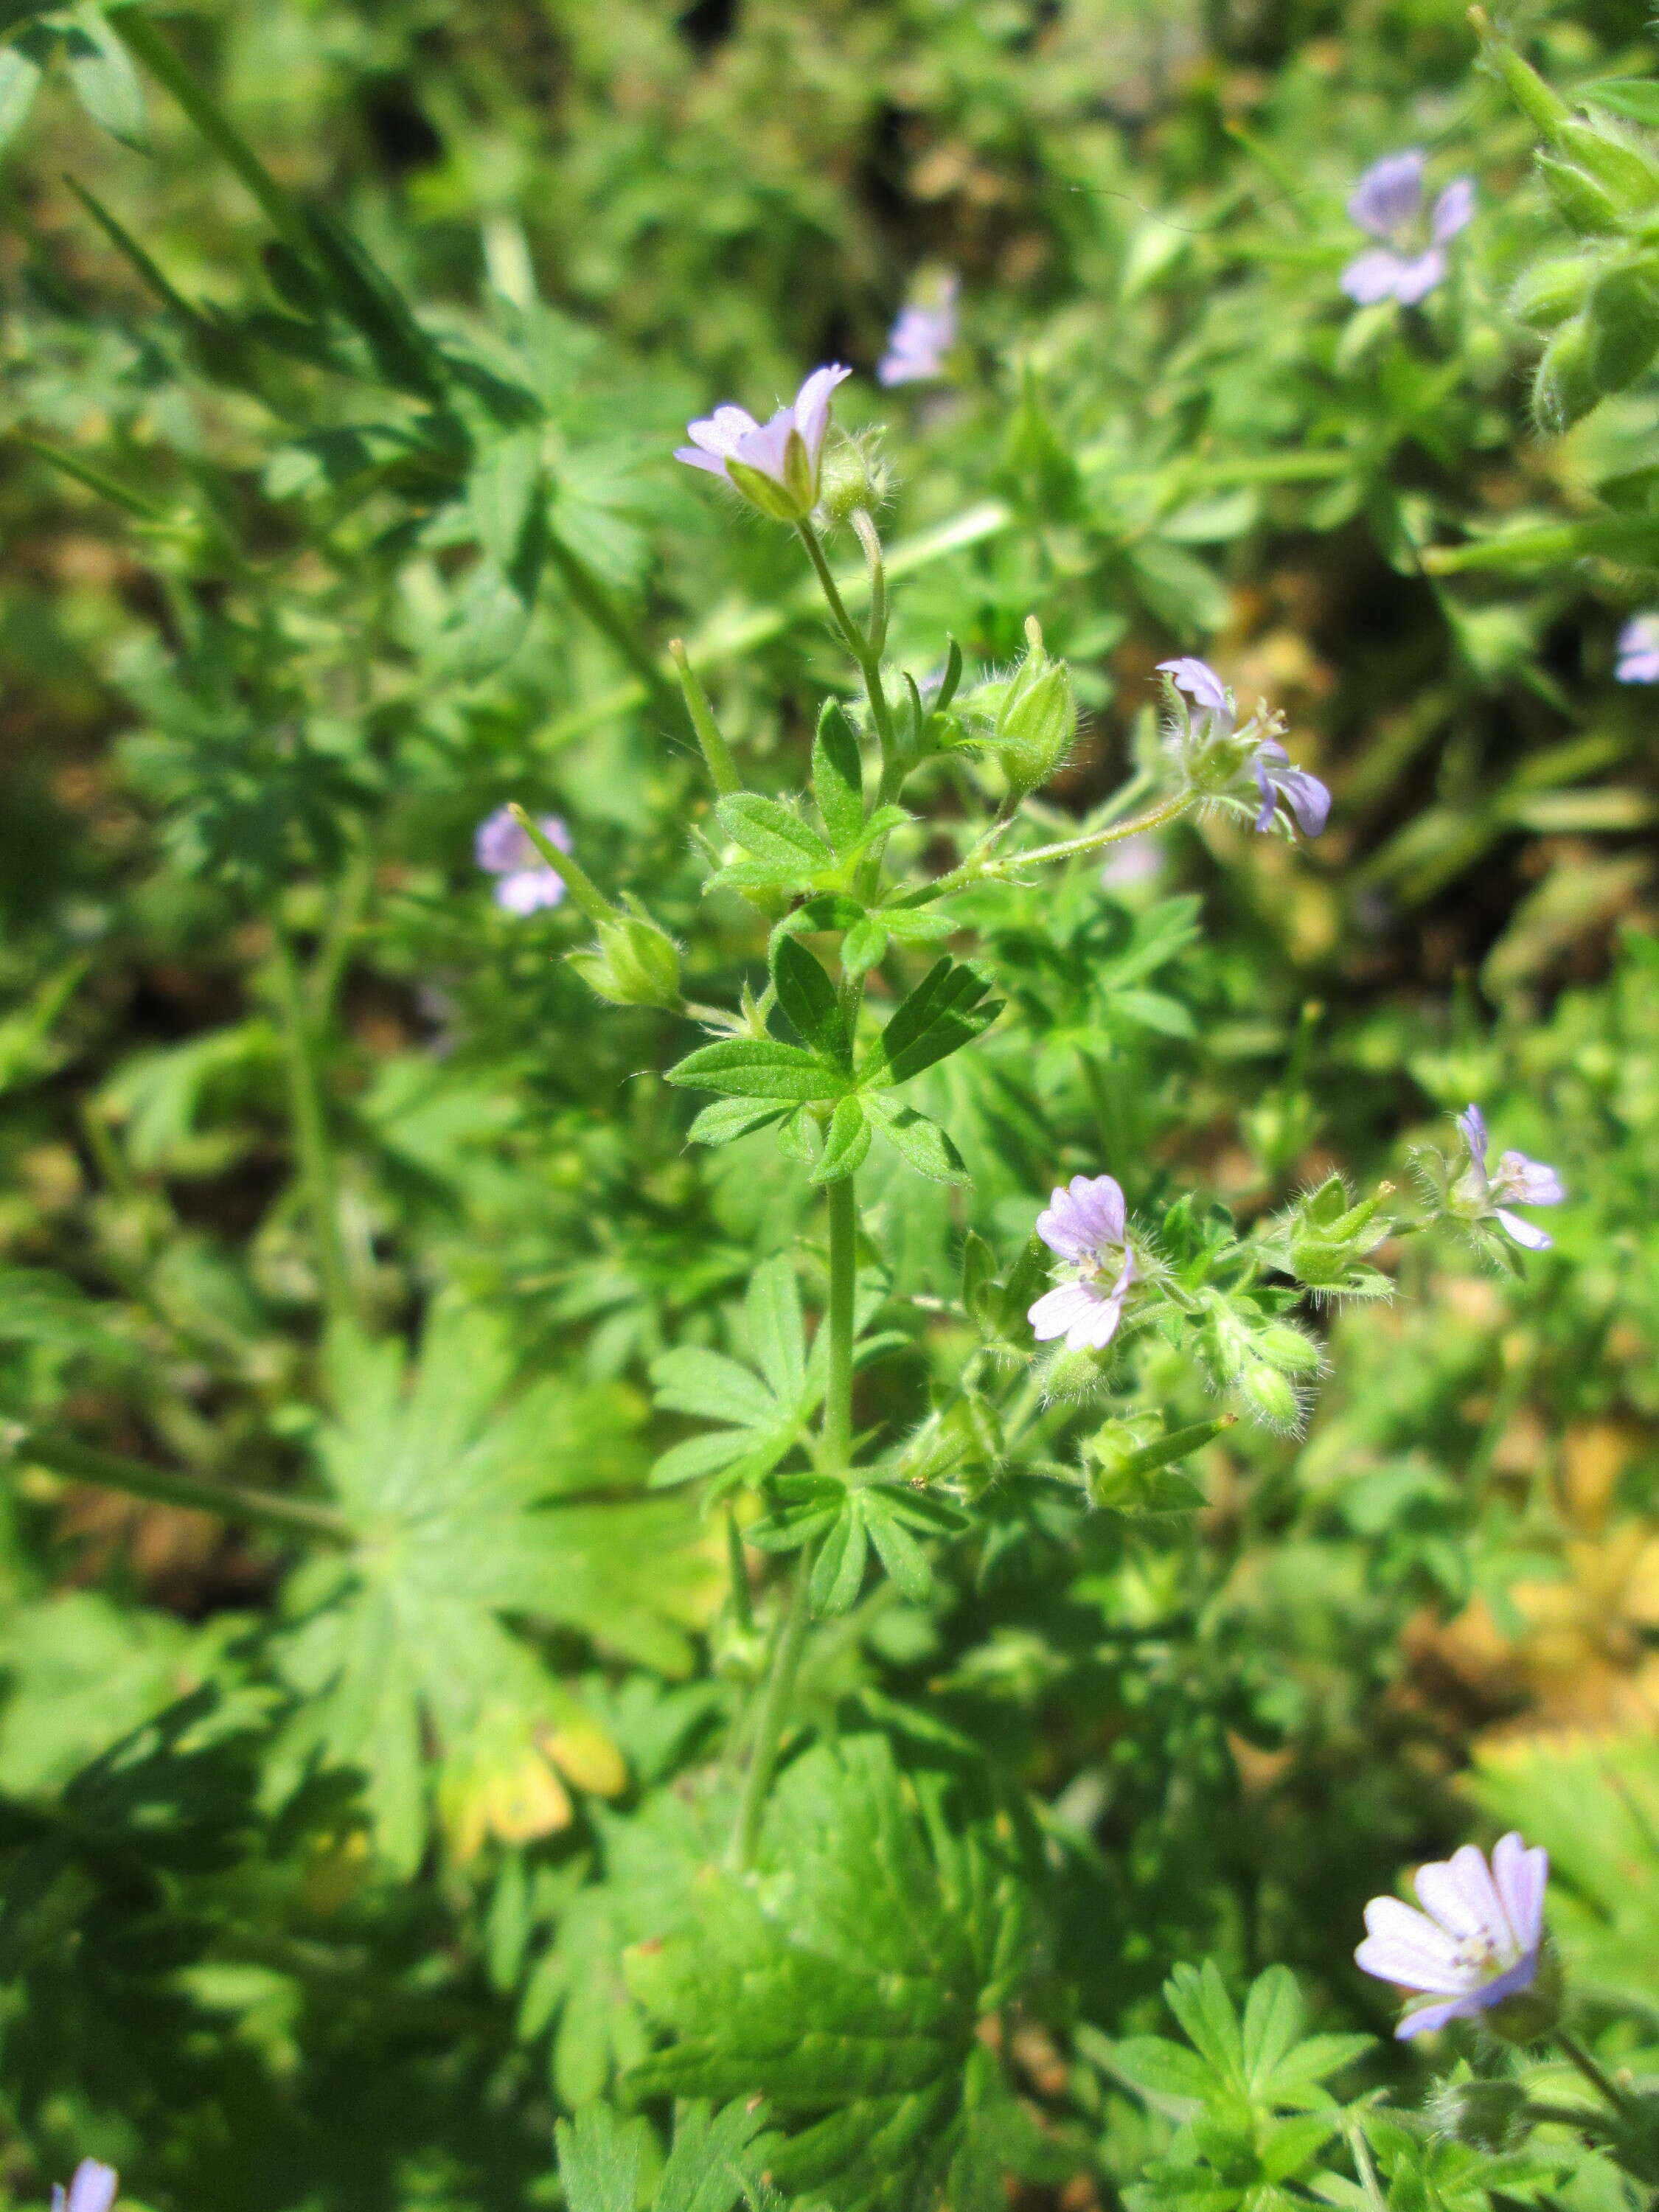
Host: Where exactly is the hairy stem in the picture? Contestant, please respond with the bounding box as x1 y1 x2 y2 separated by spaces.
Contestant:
824 1174 858 1469
733 1540 817 1871
899 788 1196 909
2 1422 352 1547
271 927 355 1334
1554 2031 1638 2118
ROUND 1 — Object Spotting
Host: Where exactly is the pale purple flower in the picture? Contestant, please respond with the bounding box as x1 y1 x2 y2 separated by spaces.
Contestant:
1615 614 1659 683
52 2165 118 2212
675 364 852 520
1456 1104 1565 1250
1158 658 1329 838
1342 149 1475 307
878 276 959 386
1029 1174 1137 1352
476 806 569 916
1356 1832 1548 2038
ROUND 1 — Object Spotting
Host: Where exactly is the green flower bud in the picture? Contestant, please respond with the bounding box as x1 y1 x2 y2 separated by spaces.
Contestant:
1537 155 1623 237
1427 2077 1528 2152
567 910 683 1010
1533 313 1601 430
1040 1346 1111 1404
992 620 1077 798
1585 257 1659 393
1509 254 1594 330
1256 1321 1321 1375
1237 1361 1300 1431
814 433 890 529
1556 119 1659 219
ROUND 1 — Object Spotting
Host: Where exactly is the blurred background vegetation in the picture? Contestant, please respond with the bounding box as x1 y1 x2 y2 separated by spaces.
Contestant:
0 1 1657 2208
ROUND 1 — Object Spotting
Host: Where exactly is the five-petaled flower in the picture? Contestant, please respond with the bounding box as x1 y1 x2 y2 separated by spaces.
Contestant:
1616 613 1659 683
675 364 852 521
879 276 959 386
1029 1174 1137 1352
1356 1832 1548 2038
51 2164 118 2212
1157 658 1330 837
476 807 570 916
1455 1104 1565 1251
1342 150 1475 307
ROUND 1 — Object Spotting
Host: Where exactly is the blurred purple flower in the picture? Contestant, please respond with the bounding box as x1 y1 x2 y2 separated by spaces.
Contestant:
675 364 852 518
476 806 570 916
878 276 959 386
52 2166 118 2212
1356 1832 1548 2038
1616 613 1659 682
1456 1103 1565 1250
1157 655 1229 715
1029 1173 1137 1352
1342 148 1475 306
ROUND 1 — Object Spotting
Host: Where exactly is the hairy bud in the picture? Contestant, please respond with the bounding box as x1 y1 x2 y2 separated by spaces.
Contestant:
1237 1361 1301 1432
815 434 890 529
1533 313 1600 430
990 619 1077 799
1585 256 1659 393
1555 118 1659 219
1509 254 1593 330
1537 155 1623 237
567 909 683 1010
1427 2077 1528 2152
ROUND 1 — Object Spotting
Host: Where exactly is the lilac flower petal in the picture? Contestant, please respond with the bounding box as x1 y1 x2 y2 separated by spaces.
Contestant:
1341 248 1408 305
734 408 799 487
1497 1151 1564 1206
1496 1208 1553 1251
1067 1279 1129 1351
675 445 731 477
1156 657 1229 713
1029 1281 1103 1343
1392 248 1447 305
791 363 852 465
1492 1834 1549 1952
476 808 567 874
1414 1842 1510 1948
1433 176 1477 243
686 405 759 459
1616 647 1659 684
1458 1105 1488 1169
1279 767 1332 837
495 867 565 915
1036 1175 1125 1262
1357 1896 1472 1990
65 2166 118 2212
1253 759 1279 835
1349 150 1425 238
1396 1947 1540 2037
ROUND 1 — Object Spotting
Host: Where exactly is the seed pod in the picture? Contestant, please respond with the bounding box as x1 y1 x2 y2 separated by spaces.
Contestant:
1509 253 1593 330
1533 313 1601 429
1557 118 1659 218
1585 257 1659 393
1537 154 1624 236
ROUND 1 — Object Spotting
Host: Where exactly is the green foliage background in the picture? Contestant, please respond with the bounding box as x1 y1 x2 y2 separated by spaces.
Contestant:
0 1 1657 2210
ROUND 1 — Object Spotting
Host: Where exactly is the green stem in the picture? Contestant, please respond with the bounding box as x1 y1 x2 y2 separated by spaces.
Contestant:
725 1503 754 1632
824 1175 858 1470
1554 2032 1639 2119
900 789 1195 909
2 1421 351 1546
271 928 354 1334
732 1540 817 1871
543 531 681 725
669 639 742 796
108 10 311 254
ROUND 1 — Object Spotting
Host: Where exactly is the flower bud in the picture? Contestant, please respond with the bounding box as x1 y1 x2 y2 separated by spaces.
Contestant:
567 911 683 1010
1533 313 1600 430
1255 1321 1322 1376
1509 254 1593 330
1555 119 1659 218
992 622 1077 799
815 434 890 529
1537 156 1623 237
1039 1346 1110 1404
1585 257 1659 394
1237 1361 1301 1432
1427 2077 1528 2152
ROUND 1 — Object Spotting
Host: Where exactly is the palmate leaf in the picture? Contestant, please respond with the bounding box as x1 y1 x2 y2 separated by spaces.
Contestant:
625 1736 1045 2212
648 1259 818 1492
556 2096 776 2212
859 958 1002 1088
271 1307 720 1874
747 1473 970 1612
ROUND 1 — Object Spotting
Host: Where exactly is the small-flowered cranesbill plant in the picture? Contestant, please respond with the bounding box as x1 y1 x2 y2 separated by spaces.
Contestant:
506 365 1561 1869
